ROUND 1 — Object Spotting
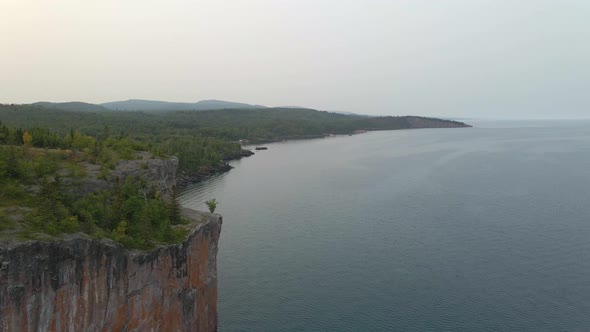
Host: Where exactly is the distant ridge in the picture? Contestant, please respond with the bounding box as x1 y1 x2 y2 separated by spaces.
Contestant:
32 101 108 112
329 111 370 117
100 99 267 111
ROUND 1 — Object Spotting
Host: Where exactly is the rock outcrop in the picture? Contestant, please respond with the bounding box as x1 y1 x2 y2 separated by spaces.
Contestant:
111 153 179 200
66 152 179 200
0 209 221 332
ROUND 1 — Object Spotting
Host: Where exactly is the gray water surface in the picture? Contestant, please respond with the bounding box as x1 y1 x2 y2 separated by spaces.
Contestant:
180 120 590 331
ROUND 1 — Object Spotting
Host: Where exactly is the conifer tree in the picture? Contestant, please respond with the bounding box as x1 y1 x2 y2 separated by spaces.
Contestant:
6 148 18 178
169 186 182 224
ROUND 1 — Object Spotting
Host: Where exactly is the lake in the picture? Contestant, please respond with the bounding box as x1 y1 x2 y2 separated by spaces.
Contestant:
180 120 590 331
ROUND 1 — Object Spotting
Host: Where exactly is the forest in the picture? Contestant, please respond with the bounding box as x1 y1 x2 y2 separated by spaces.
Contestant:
0 104 467 170
0 103 466 141
0 103 467 246
0 124 187 249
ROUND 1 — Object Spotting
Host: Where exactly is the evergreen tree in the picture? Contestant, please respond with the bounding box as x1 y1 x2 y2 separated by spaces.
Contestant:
169 186 182 224
6 148 18 178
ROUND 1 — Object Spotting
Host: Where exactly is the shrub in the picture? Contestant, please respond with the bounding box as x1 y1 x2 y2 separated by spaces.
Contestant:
205 199 218 213
0 179 25 200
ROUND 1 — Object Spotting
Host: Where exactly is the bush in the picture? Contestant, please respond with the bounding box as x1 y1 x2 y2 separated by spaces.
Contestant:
58 216 80 233
205 198 218 213
0 179 26 200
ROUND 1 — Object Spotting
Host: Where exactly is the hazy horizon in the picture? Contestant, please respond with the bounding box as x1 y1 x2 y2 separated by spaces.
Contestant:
2 1 589 119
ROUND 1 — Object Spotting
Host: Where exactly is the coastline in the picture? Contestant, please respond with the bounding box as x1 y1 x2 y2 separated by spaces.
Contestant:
176 149 255 188
176 123 473 188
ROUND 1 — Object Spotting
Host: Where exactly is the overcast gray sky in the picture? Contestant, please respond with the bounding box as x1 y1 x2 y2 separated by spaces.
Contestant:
1 0 589 118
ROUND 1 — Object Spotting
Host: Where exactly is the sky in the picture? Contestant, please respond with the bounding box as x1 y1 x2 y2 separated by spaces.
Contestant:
1 0 589 119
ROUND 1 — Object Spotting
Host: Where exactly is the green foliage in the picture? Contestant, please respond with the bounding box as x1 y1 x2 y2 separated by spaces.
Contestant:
4 147 19 178
0 120 146 172
26 176 78 235
205 198 218 213
0 136 187 248
0 104 465 173
0 147 63 185
168 187 186 225
73 177 187 249
0 179 26 200
157 136 240 171
111 220 128 242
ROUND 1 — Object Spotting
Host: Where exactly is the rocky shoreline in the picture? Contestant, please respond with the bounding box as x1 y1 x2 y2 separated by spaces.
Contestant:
176 120 472 188
176 149 254 188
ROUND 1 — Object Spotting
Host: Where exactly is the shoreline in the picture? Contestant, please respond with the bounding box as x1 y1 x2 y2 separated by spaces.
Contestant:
176 123 473 188
176 149 254 188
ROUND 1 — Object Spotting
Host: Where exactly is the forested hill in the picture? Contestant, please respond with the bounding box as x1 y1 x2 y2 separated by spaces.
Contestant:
101 99 266 111
32 101 109 112
0 104 470 144
33 99 267 112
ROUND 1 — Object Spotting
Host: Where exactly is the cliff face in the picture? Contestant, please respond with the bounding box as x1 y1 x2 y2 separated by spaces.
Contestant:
0 210 221 332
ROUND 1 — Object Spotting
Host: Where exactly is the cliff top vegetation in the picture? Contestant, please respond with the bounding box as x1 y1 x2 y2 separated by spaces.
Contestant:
0 124 188 249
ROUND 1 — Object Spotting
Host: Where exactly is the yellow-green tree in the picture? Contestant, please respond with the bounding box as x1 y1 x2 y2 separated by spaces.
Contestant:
22 131 33 147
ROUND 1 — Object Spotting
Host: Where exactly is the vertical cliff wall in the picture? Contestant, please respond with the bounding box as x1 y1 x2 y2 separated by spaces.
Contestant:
0 210 221 332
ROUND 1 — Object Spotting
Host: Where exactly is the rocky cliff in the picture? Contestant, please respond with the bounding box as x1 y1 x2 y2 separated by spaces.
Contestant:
66 152 179 201
0 209 221 332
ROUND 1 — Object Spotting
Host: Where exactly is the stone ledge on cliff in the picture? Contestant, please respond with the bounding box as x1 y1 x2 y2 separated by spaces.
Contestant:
0 208 221 332
64 152 179 201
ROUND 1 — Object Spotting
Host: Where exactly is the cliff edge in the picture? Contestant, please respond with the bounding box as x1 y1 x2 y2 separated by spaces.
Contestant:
0 209 221 332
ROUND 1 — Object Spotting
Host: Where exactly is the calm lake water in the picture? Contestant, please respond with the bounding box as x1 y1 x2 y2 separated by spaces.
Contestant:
180 120 590 332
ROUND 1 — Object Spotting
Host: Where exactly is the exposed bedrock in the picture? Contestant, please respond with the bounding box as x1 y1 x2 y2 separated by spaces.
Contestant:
0 209 221 332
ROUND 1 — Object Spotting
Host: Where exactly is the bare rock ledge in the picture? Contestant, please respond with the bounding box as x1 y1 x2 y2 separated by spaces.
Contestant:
0 209 221 332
